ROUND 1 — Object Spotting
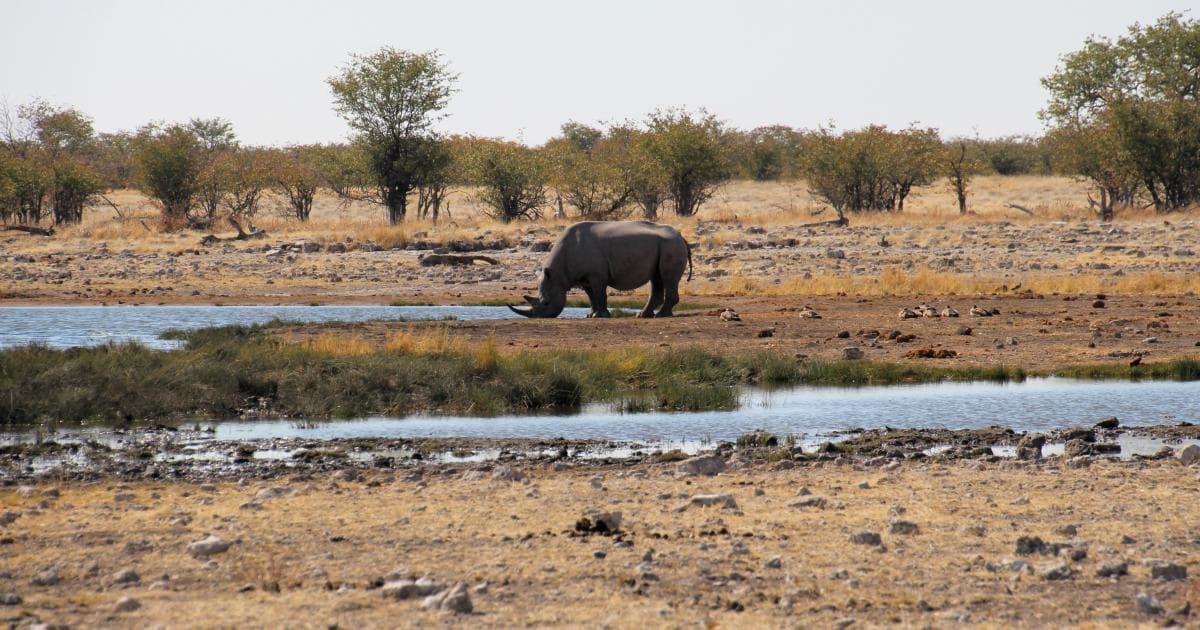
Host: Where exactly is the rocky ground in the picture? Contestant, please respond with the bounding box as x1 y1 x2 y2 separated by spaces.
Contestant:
0 435 1197 628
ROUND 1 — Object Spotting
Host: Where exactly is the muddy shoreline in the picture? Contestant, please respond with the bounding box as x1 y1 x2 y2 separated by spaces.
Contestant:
4 423 1197 484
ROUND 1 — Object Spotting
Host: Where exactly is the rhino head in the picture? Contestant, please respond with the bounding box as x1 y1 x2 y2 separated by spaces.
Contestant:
508 269 566 318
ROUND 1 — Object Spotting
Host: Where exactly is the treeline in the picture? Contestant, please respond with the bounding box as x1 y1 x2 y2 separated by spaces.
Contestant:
2 12 1198 229
0 102 1058 229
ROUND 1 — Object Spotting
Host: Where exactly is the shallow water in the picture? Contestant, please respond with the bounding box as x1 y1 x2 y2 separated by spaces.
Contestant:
204 377 1200 443
0 304 589 349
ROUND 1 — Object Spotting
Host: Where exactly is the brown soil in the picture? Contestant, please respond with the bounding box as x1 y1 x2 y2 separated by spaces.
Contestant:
278 293 1200 371
2 457 1197 628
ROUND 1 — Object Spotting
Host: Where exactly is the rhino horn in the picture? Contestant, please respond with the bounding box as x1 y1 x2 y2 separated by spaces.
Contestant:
523 294 540 305
508 305 535 318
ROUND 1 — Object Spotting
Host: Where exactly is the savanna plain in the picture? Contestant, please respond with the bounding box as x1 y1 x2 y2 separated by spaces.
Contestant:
3 178 1200 628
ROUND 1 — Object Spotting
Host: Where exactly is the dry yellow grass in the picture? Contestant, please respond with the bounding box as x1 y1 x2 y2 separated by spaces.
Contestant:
59 176 1102 246
301 325 466 357
3 459 1197 627
693 267 1200 298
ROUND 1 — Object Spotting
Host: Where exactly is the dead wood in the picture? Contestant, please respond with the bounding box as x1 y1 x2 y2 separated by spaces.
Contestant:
419 254 500 267
1 224 55 236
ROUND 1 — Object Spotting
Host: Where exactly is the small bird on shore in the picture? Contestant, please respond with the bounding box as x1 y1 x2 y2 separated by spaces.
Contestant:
1089 330 1102 348
798 305 822 319
970 305 992 317
941 306 959 318
1129 355 1142 367
898 307 918 319
917 303 939 318
719 308 741 322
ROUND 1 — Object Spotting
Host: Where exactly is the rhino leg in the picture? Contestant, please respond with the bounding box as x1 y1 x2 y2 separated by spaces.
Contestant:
584 277 611 318
639 275 664 318
657 270 682 318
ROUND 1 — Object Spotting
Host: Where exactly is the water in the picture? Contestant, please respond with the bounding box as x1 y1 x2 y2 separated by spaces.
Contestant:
204 377 1200 443
0 304 589 349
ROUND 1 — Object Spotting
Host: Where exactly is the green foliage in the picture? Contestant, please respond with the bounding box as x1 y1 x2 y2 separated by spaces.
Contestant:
469 139 548 222
644 108 732 216
1043 12 1200 213
971 136 1044 175
943 140 986 214
50 159 104 224
328 47 457 224
11 321 1200 426
268 145 325 221
0 101 105 225
738 125 806 181
544 122 651 220
804 125 941 215
134 124 202 230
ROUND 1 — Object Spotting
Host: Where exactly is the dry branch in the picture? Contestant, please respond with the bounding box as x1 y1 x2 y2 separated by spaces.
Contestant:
797 216 850 229
1005 203 1035 216
419 254 500 267
1 225 55 236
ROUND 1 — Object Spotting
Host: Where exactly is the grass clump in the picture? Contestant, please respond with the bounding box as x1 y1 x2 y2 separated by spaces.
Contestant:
3 324 1199 426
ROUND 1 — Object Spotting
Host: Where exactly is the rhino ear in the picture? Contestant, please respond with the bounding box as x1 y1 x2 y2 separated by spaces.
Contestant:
523 294 539 305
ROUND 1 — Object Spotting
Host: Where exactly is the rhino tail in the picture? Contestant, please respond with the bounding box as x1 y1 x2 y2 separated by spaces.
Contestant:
685 239 693 282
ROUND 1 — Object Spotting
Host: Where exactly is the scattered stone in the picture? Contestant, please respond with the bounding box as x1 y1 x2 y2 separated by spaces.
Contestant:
421 582 472 614
685 494 738 510
1097 561 1128 578
254 486 292 501
1019 433 1047 448
381 577 440 600
112 568 140 585
1094 417 1120 430
0 512 19 526
575 511 622 534
1144 559 1187 581
955 325 972 335
1040 563 1073 581
765 555 783 569
592 550 606 560
905 345 957 359
889 520 919 535
677 455 726 476
31 568 61 586
1136 593 1164 615
114 596 141 612
0 593 21 606
1054 524 1078 537
187 535 231 559
849 531 882 546
490 465 526 482
788 495 827 509
1179 444 1200 466
1015 536 1048 556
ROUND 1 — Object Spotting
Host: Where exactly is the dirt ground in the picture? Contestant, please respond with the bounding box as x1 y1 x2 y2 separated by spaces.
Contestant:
4 179 1200 627
278 292 1200 372
1 454 1197 628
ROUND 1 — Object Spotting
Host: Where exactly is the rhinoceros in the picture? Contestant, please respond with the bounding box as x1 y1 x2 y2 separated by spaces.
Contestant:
508 221 693 318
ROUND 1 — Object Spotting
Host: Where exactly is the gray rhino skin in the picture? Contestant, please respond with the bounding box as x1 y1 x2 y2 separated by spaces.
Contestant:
509 221 693 318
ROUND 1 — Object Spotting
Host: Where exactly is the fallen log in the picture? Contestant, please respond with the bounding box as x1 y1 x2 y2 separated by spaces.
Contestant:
1 225 54 236
1006 203 1035 216
797 216 849 229
199 218 267 246
419 253 500 267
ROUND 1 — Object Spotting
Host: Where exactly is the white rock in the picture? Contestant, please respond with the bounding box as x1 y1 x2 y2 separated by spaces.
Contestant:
187 535 231 559
1178 444 1200 466
114 596 141 612
677 455 726 477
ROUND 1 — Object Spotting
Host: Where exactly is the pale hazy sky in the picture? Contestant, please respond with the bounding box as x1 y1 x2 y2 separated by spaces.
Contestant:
2 1 1193 145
